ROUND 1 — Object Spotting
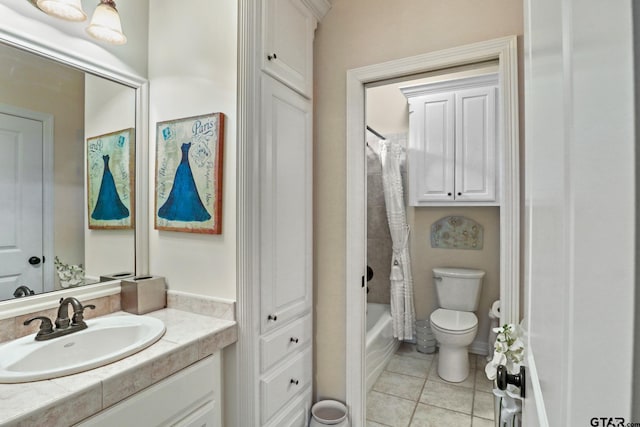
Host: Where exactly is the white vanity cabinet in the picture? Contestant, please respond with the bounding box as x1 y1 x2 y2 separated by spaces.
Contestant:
76 354 221 427
401 74 498 206
261 0 315 97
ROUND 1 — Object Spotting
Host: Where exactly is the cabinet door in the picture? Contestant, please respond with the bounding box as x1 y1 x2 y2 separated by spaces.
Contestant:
262 0 315 97
408 93 455 205
260 76 312 334
454 86 497 202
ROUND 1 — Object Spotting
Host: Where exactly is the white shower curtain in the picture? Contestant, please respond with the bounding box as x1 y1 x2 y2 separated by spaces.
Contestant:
379 140 415 341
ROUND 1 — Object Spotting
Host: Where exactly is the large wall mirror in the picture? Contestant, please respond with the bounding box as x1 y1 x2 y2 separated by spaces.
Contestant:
0 41 146 303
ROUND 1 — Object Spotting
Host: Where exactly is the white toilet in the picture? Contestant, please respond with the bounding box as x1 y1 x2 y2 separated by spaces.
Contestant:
430 267 485 383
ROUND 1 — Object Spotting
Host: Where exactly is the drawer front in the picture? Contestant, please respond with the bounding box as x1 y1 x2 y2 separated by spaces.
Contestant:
263 387 311 427
260 347 312 424
260 314 311 372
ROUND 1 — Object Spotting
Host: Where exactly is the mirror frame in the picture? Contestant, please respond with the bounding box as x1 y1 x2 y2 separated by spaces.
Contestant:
0 27 148 318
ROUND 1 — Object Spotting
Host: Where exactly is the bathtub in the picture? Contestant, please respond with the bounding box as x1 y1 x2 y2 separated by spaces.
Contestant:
366 303 400 392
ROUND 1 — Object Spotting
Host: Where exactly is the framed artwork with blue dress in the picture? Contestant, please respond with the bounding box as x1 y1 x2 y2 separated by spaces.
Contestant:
86 128 135 230
155 113 225 234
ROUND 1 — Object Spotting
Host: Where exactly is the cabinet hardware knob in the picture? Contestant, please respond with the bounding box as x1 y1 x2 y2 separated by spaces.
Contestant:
458 192 462 196
447 192 452 196
267 53 277 61
268 314 278 321
496 365 526 398
290 379 299 385
290 337 299 343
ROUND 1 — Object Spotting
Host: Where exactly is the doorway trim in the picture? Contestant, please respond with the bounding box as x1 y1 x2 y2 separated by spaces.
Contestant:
345 35 519 426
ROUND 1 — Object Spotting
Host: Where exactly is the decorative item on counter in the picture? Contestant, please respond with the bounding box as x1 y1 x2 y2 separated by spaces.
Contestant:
86 128 135 230
155 113 225 234
54 256 85 288
121 275 167 314
431 216 483 250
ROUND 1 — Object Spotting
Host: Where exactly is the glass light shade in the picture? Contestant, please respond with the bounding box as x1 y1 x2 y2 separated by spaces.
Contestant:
85 2 127 45
36 0 87 22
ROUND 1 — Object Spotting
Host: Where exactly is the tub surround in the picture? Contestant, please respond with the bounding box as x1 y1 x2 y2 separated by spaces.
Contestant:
0 294 237 426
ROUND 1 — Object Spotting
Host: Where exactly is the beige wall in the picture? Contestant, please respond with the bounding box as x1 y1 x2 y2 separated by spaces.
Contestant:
314 0 523 400
0 44 85 290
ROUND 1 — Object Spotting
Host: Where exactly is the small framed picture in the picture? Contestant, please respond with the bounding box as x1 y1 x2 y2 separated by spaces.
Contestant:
86 128 135 229
155 113 225 234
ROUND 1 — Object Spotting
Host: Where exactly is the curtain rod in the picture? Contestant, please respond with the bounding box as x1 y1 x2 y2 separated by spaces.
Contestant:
366 125 386 141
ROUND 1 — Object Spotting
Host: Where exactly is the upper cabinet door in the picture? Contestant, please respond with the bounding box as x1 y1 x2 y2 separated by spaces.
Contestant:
408 93 455 204
260 75 312 334
262 0 315 97
454 86 497 202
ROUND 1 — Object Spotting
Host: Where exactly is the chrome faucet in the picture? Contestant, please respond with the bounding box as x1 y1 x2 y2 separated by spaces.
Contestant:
23 297 96 341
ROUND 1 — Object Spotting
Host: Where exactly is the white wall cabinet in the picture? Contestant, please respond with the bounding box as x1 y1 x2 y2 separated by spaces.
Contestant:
402 74 498 206
262 0 315 97
77 354 221 427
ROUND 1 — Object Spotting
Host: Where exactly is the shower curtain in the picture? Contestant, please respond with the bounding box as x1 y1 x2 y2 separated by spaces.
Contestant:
379 140 415 341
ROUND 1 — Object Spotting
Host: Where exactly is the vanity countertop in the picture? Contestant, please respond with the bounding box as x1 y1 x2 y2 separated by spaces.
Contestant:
0 308 237 427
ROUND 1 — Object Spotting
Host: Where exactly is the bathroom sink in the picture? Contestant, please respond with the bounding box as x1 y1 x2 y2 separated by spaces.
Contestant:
0 314 165 383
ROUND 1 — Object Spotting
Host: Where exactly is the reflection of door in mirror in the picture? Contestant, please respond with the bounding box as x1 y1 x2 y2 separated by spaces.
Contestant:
0 42 137 302
0 112 48 300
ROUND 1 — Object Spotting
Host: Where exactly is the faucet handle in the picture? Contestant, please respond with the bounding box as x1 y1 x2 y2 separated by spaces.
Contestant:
72 304 96 325
23 316 54 338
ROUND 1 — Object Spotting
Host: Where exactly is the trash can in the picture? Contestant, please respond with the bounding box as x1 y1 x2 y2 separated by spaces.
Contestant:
415 319 436 354
309 400 349 427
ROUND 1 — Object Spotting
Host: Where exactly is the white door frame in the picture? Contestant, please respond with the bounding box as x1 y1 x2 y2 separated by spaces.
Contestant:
0 103 54 294
345 35 520 426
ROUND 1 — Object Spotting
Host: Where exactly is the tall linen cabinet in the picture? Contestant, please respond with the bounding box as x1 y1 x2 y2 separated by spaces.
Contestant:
237 0 330 426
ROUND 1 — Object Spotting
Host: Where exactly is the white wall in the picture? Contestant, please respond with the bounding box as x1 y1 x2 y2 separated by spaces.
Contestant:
0 0 148 79
84 75 136 278
148 0 237 299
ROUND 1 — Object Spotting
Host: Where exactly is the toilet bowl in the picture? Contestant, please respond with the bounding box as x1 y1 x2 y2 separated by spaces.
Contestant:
430 308 478 382
430 267 485 383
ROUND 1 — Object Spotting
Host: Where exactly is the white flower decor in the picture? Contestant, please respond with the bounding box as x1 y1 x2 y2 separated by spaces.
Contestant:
485 323 524 381
54 256 85 288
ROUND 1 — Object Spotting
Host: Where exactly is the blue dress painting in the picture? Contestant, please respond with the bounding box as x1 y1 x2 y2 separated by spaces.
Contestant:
158 142 211 222
91 155 130 220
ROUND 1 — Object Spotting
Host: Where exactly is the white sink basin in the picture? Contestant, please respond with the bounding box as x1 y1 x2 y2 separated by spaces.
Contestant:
0 314 165 383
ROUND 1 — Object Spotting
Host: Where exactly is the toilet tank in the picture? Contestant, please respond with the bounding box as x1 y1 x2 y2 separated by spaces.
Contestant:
433 267 485 312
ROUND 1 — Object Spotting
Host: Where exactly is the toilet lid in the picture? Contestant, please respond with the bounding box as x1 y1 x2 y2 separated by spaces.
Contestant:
430 309 478 332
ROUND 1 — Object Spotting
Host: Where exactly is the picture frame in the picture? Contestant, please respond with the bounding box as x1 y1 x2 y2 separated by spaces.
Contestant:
86 128 135 230
154 112 225 234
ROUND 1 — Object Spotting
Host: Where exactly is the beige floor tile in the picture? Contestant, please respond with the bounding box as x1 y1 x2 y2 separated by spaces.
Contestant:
472 416 495 427
367 421 391 427
428 360 475 389
386 354 433 378
410 403 472 427
367 390 417 427
472 391 495 420
420 380 474 414
395 343 436 360
373 371 426 402
474 368 494 393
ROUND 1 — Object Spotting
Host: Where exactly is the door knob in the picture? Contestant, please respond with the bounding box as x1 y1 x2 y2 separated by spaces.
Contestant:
28 256 42 266
496 365 526 398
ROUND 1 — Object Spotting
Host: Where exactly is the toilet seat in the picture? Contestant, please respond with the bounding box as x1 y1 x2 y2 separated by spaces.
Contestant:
430 308 478 334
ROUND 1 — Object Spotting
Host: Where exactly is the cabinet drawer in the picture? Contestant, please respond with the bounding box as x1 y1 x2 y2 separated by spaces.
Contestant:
260 314 311 372
260 347 312 424
263 387 311 427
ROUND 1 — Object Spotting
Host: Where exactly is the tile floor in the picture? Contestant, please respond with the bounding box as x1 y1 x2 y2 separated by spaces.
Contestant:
366 343 496 427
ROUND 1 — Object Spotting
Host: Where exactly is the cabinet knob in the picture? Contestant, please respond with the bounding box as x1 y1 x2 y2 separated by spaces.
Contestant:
447 192 452 196
290 337 299 343
268 314 278 321
267 53 277 61
458 192 462 196
290 379 299 385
